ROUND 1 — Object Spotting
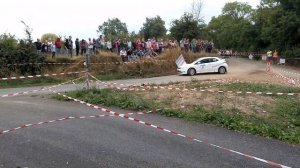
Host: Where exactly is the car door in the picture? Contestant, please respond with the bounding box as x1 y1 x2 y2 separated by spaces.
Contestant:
208 58 219 72
195 58 210 73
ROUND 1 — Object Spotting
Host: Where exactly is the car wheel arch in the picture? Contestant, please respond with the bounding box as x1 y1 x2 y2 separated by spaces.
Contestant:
218 66 227 74
188 68 196 76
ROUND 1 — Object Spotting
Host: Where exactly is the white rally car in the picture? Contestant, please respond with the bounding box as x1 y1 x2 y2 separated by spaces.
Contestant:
177 57 228 76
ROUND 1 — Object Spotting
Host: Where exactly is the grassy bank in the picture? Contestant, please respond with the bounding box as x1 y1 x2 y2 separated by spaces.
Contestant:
53 82 300 144
1 50 215 88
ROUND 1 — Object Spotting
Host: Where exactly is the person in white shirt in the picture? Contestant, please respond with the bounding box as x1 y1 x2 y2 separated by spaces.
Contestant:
106 40 112 52
50 42 56 59
120 48 127 62
88 38 94 55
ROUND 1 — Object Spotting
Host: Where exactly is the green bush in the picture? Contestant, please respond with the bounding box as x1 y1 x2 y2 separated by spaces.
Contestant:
0 33 46 77
285 46 300 58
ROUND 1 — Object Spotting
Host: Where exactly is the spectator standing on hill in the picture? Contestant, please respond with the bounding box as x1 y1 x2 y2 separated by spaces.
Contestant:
34 38 42 54
88 38 94 56
55 38 62 55
146 39 151 50
92 38 96 54
127 40 132 50
191 38 196 53
136 39 142 50
180 39 184 51
158 39 163 53
100 35 105 50
114 39 119 54
75 38 80 56
80 39 87 55
68 36 73 58
273 50 279 65
266 50 273 72
119 40 126 51
96 35 101 52
132 39 136 50
41 42 48 53
120 47 127 62
207 42 213 53
50 42 56 59
141 38 146 50
64 39 69 56
106 40 112 52
184 39 189 52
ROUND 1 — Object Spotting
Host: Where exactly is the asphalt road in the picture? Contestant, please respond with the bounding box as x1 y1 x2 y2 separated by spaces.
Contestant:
0 58 300 168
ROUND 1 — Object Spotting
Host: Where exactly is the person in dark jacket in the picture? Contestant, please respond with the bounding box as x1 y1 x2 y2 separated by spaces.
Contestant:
75 38 80 56
80 39 87 56
34 38 42 54
64 39 70 56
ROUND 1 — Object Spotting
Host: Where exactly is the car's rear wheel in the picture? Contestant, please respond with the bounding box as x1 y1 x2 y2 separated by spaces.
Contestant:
218 67 226 74
188 68 196 76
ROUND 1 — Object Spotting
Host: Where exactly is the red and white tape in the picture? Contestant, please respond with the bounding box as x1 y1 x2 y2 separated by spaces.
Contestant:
88 73 300 97
0 76 85 98
5 60 166 67
275 72 298 84
89 60 167 65
174 79 272 87
0 111 155 135
0 110 155 136
0 114 113 136
119 85 300 97
0 71 86 81
277 68 300 77
268 68 299 86
52 91 290 168
6 62 82 66
0 87 46 98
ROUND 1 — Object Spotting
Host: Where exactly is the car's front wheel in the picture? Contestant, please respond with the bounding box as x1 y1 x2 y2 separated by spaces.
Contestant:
218 67 226 74
188 68 196 76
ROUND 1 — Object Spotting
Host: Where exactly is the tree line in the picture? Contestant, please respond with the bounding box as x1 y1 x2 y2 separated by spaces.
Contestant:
97 0 299 58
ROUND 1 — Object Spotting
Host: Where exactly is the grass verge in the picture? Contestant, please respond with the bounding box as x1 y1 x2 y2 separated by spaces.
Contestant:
53 82 300 144
53 88 152 111
219 82 300 93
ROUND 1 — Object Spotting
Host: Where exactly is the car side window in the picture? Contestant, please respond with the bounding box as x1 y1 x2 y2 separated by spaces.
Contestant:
200 59 209 64
209 58 218 63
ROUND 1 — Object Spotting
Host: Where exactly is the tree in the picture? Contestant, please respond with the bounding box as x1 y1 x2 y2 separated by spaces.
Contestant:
139 15 167 40
202 0 299 57
41 33 57 43
190 0 205 23
170 13 202 41
222 1 253 20
205 2 256 51
97 18 128 40
253 0 300 55
21 20 33 43
0 33 45 76
259 0 280 8
276 0 300 14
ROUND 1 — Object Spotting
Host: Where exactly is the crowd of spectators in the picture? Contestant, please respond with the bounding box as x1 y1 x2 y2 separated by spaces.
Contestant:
34 35 215 61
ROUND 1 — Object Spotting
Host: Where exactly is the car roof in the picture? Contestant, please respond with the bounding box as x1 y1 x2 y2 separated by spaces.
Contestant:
193 57 220 63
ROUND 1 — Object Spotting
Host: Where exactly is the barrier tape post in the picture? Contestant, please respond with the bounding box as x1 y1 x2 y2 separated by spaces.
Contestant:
84 53 90 89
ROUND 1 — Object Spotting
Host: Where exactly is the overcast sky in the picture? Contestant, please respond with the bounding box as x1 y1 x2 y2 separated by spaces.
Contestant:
0 0 260 41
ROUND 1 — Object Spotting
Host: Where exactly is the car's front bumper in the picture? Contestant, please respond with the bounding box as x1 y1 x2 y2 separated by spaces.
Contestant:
177 69 188 75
